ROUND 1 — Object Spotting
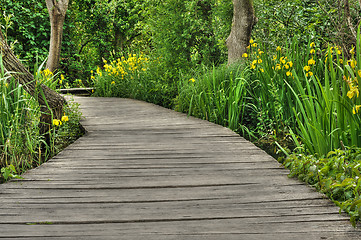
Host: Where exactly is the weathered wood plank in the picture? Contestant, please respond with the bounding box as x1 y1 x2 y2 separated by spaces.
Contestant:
0 96 360 239
0 220 358 238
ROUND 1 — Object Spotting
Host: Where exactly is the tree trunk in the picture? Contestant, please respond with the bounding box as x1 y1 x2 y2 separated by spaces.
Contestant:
45 0 69 73
0 30 65 144
344 0 357 44
226 0 256 65
113 21 124 53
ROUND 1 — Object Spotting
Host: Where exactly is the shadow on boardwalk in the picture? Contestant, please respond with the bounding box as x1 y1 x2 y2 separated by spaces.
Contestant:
0 96 360 239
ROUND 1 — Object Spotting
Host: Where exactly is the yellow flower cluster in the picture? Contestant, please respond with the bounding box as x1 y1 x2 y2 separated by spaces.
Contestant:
36 69 54 83
344 75 361 114
251 58 263 70
248 41 295 77
52 119 62 126
92 54 148 85
52 115 69 126
272 55 293 77
243 40 263 59
348 59 357 69
325 45 343 65
303 42 317 77
41 69 53 78
345 74 358 96
249 39 257 48
347 82 359 99
247 40 266 72
339 46 361 115
59 74 65 84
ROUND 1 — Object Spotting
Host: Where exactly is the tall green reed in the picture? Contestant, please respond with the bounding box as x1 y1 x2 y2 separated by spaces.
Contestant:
246 31 361 156
0 57 43 170
176 64 250 133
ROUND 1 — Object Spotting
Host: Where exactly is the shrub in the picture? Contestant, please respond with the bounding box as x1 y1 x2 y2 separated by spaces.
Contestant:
92 53 177 108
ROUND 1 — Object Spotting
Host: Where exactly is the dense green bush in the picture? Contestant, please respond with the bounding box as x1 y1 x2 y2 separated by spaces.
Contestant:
0 0 50 64
60 0 146 85
144 0 230 73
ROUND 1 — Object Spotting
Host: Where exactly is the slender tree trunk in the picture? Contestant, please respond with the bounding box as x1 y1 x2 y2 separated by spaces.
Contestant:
45 0 69 73
0 30 65 143
344 0 357 43
226 0 256 65
113 21 124 53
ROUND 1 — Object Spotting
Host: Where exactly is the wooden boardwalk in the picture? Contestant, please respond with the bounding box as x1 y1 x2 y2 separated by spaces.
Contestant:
1 96 360 239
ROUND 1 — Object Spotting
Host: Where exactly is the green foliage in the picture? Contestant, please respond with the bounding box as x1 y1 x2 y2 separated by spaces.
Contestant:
63 0 145 84
281 149 361 227
0 1 50 64
144 0 227 73
212 0 233 56
1 0 233 86
254 0 320 47
253 0 361 51
176 64 251 134
1 165 23 182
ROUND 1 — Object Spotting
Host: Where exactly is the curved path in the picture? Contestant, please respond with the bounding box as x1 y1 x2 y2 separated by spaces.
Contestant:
0 96 360 239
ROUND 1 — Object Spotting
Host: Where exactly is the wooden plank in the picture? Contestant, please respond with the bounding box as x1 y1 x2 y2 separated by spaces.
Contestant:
0 184 325 204
0 221 358 239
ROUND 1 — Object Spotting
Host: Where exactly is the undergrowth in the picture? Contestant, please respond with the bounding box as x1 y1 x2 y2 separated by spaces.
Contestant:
0 62 84 183
280 149 361 227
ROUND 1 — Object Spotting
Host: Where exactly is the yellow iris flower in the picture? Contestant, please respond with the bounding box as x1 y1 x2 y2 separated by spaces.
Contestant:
308 58 316 65
61 115 69 122
353 105 361 114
